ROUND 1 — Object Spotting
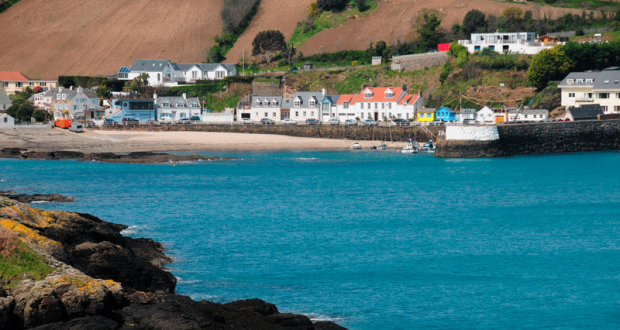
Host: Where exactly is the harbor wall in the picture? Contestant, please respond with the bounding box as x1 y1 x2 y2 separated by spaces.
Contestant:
97 124 442 142
436 120 620 158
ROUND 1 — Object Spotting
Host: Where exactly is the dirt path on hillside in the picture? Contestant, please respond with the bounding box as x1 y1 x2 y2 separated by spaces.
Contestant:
0 0 223 78
225 0 313 64
300 0 585 55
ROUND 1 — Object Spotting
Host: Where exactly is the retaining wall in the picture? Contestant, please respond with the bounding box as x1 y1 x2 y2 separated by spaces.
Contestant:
97 124 441 142
391 52 448 72
436 120 620 158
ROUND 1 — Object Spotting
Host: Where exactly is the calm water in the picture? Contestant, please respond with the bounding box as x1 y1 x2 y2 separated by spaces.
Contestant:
2 151 620 329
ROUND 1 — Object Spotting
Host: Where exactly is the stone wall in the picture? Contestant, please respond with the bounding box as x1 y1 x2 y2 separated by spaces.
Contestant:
391 52 448 72
446 126 499 141
252 81 281 96
98 124 442 142
436 120 620 158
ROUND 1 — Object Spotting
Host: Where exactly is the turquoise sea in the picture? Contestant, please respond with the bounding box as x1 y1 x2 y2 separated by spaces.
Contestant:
2 150 620 329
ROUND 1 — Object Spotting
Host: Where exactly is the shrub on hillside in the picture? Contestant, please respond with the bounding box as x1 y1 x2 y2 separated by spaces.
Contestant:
317 0 348 12
0 227 18 259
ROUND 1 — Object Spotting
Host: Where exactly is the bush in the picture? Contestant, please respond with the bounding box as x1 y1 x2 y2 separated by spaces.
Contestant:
317 0 348 12
0 227 18 259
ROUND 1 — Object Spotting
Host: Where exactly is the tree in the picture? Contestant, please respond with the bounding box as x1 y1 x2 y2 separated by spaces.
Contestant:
283 43 297 70
503 6 523 20
412 9 443 51
33 109 50 122
207 45 225 63
317 0 348 12
252 30 287 63
97 82 110 98
308 2 322 18
462 9 485 36
527 47 573 89
374 41 387 57
355 0 368 12
8 100 35 122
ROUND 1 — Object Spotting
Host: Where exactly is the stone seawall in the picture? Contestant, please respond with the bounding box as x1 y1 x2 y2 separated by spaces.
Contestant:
97 124 441 142
436 120 620 158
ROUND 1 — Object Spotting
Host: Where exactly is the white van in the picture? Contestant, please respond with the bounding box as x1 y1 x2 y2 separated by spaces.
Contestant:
69 122 84 133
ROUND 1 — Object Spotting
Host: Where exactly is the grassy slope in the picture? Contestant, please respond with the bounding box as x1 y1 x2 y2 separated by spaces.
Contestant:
0 241 55 287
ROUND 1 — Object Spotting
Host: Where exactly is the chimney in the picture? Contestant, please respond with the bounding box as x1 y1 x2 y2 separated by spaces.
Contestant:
70 86 74 90
401 84 407 92
77 86 83 94
419 89 422 97
322 87 327 97
153 91 157 100
182 93 187 100
362 84 367 91
59 87 64 92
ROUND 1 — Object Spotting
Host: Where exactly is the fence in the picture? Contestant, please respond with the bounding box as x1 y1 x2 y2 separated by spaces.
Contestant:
549 26 611 38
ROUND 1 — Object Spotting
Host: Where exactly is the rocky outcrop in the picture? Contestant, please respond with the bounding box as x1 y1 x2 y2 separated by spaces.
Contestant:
0 148 233 164
0 192 75 203
0 197 347 330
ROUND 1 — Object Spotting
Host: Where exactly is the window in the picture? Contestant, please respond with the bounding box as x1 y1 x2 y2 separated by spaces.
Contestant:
2 82 7 88
309 99 315 107
295 111 299 117
360 103 364 109
255 112 258 116
192 71 198 79
364 92 372 98
57 94 61 99
303 111 306 116
255 100 261 106
616 93 620 99
385 92 394 98
29 82 34 86
3 118 6 123
16 82 22 88
294 100 301 107
181 113 186 118
272 101 278 106
273 112 276 117
374 103 378 109
381 103 385 109
264 112 268 117
344 102 349 109
586 79 593 84
598 93 610 99
157 74 161 81
568 93 575 98
263 101 268 106
567 79 574 84
62 94 66 100
602 106 608 112
615 106 620 113
311 111 314 116
216 71 225 79
388 103 392 109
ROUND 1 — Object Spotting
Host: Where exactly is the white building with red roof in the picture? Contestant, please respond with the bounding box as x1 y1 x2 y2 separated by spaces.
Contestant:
0 72 57 95
349 85 424 121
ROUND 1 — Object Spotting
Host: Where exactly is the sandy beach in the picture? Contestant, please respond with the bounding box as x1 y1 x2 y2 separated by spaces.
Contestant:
0 127 407 153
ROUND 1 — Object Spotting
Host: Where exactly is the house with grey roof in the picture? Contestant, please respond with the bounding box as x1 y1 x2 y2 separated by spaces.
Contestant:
48 86 104 119
155 93 202 121
291 91 323 121
506 109 549 122
565 104 604 121
238 95 284 122
559 71 620 114
119 59 237 87
457 109 476 123
0 89 11 112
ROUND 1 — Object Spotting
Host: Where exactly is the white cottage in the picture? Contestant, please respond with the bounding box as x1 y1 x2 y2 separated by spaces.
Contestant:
0 113 15 128
476 106 495 125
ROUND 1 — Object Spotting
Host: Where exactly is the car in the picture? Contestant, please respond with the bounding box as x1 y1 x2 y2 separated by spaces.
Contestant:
463 119 476 125
240 118 255 125
190 116 201 121
428 120 445 126
86 121 95 128
260 118 275 125
392 118 410 126
305 118 321 125
428 50 438 53
103 118 116 126
122 117 139 125
363 119 378 126
281 118 297 125
176 118 192 125
328 118 341 125
159 116 174 124
344 119 358 126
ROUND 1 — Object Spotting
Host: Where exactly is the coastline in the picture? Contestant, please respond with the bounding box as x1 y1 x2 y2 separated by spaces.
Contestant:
0 127 408 153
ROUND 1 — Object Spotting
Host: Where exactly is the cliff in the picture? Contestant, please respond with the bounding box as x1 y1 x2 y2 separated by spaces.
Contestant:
0 197 346 330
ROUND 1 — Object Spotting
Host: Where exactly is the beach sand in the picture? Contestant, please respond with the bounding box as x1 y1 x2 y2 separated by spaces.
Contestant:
0 127 407 153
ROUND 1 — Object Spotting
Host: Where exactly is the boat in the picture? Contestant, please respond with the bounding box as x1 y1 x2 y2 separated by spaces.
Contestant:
350 142 362 150
377 142 388 150
401 139 418 154
420 140 436 153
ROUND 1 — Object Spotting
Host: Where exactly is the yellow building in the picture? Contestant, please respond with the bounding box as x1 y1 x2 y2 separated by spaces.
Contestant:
0 72 57 95
417 108 436 122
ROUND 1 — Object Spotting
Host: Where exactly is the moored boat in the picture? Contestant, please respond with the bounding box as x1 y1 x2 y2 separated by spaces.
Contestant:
351 142 362 150
401 139 418 154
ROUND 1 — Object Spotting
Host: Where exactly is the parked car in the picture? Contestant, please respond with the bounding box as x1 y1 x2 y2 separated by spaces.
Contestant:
103 118 116 126
122 117 139 125
392 118 410 126
190 116 201 121
363 119 378 126
176 118 191 125
69 121 83 133
428 120 445 126
240 118 255 125
328 118 341 125
281 118 297 125
305 118 321 125
260 118 275 125
86 121 95 128
159 116 174 124
463 119 476 125
344 119 358 126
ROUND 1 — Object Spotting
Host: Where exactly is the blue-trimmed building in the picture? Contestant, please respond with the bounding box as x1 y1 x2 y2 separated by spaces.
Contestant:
435 106 456 122
110 96 157 122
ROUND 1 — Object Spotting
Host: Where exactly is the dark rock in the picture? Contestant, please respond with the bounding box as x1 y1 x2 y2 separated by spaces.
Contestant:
0 148 26 158
68 241 176 293
29 322 70 330
314 321 348 330
65 315 119 330
264 313 314 329
0 287 6 298
0 297 16 330
223 298 279 316
0 193 75 203
22 288 64 328
123 237 173 269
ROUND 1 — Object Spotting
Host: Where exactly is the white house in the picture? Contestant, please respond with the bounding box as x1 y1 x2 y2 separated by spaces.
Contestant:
155 93 202 121
558 71 620 114
476 106 495 125
506 109 549 122
240 96 283 122
459 32 558 55
457 109 477 123
335 94 357 121
0 89 11 111
0 113 15 128
119 59 237 87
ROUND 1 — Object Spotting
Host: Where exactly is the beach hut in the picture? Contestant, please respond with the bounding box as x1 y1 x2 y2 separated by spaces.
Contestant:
304 61 313 70
417 108 436 122
435 106 456 122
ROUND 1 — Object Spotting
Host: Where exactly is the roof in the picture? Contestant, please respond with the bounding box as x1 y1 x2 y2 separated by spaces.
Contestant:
0 72 30 82
48 87 98 101
521 109 549 115
558 71 620 90
322 95 340 104
566 104 604 120
437 106 454 112
478 106 494 113
417 108 436 113
119 67 131 73
354 87 405 103
130 59 173 72
0 113 13 118
459 109 476 114
336 94 355 105
281 98 293 109
292 92 323 108
0 89 11 106
251 96 283 108
397 94 420 105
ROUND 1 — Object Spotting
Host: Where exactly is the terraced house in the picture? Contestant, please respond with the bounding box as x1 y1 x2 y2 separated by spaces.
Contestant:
559 71 620 114
0 72 57 95
118 59 237 87
351 86 424 121
47 86 103 119
154 93 202 121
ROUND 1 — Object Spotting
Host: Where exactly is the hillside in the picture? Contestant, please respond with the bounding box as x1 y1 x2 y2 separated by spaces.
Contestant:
0 0 222 78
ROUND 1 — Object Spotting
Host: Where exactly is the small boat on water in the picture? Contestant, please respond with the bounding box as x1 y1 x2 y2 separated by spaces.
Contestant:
401 139 418 154
351 142 362 150
420 140 436 153
377 142 388 150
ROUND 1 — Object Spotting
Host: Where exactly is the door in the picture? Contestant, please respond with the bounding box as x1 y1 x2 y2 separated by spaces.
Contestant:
374 113 378 121
495 115 504 124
